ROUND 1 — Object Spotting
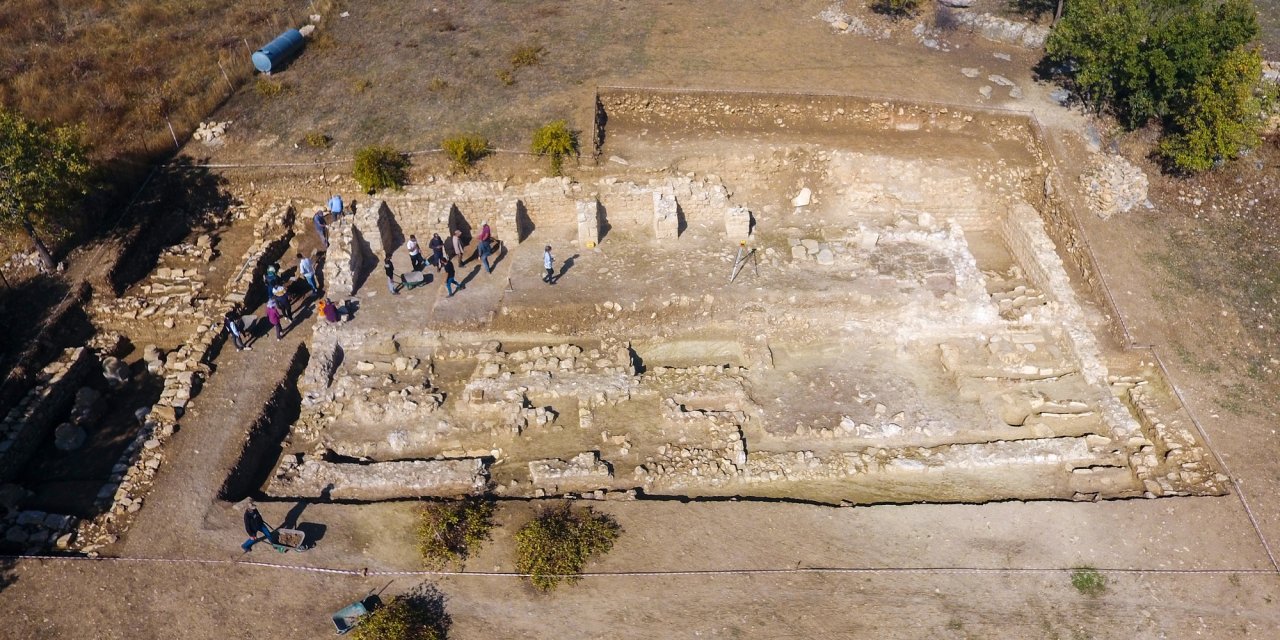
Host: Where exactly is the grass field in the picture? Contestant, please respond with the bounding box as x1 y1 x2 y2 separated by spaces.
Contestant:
0 0 320 164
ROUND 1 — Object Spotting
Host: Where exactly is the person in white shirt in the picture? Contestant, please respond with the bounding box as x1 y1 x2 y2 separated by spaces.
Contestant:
406 235 424 271
543 245 555 284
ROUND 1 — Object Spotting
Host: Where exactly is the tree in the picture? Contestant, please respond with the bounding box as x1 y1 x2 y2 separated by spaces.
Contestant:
530 120 578 177
1158 46 1266 173
514 503 620 592
1044 0 1265 172
0 109 92 272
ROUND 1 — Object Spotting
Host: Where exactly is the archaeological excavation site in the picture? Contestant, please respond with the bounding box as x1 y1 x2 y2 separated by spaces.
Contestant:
0 90 1232 555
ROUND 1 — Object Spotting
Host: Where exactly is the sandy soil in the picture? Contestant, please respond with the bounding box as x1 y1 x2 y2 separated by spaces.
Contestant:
3 1 1280 638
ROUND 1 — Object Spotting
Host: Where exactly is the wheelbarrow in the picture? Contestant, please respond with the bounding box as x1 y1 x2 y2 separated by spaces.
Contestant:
331 595 380 635
400 270 431 290
268 527 308 553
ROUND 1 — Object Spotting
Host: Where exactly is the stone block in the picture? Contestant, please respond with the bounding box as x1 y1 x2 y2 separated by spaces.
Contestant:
653 191 680 240
577 199 601 247
725 206 752 241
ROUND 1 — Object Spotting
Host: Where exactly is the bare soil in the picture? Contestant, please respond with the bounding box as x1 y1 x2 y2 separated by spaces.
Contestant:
3 1 1280 639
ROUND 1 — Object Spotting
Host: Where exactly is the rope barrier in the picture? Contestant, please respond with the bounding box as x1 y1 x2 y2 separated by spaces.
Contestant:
4 552 1277 579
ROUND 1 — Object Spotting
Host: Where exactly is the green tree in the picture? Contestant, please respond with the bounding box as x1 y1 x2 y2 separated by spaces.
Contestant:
0 110 92 272
530 120 578 177
417 498 495 568
1044 0 1264 172
1158 46 1266 173
514 503 620 592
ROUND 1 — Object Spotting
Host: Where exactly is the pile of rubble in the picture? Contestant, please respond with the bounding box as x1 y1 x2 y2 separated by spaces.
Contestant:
1080 154 1151 219
193 120 231 143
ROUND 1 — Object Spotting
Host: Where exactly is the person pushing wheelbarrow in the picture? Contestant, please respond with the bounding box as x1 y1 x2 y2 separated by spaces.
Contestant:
241 500 276 552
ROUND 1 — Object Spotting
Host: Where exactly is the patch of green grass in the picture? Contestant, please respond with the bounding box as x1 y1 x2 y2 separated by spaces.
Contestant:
255 77 287 98
302 131 331 149
1070 567 1107 597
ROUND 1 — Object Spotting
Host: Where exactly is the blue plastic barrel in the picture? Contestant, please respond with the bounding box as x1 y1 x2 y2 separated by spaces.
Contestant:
251 29 305 73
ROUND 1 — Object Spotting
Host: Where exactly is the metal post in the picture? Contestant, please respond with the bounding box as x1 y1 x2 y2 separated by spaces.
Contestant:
217 59 235 92
165 116 180 151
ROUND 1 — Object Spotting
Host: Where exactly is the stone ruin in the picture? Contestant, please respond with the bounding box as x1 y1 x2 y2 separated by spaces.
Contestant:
247 91 1227 506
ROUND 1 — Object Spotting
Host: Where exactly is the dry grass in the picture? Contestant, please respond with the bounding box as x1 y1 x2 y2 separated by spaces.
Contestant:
0 0 329 164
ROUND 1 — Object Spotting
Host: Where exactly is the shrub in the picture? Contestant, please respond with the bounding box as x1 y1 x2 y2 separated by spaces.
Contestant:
417 498 495 568
1070 567 1107 597
255 77 286 98
514 503 620 592
353 145 409 193
353 78 373 93
871 0 919 17
495 69 515 86
510 44 544 69
441 133 490 174
350 584 449 640
530 120 578 176
303 131 332 149
429 77 448 92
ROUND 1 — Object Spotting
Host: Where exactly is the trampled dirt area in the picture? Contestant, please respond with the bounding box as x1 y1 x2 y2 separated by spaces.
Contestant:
3 1 1280 639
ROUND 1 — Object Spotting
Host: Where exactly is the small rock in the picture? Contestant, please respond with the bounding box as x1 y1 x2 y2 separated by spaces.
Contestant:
961 67 980 78
979 86 992 99
791 187 812 207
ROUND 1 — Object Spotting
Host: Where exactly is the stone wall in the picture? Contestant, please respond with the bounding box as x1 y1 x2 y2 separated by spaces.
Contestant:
0 347 94 483
69 203 295 555
268 456 489 500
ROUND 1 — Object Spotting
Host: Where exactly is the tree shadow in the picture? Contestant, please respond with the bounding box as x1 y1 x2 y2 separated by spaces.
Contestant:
0 557 15 596
0 278 92 412
106 156 238 296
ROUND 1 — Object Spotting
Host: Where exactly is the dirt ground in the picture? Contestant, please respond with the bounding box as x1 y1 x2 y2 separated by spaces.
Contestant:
3 1 1280 638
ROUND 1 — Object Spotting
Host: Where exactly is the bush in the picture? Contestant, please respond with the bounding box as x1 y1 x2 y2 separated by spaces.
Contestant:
495 69 515 86
530 120 578 176
510 44 544 69
255 77 286 98
429 77 448 91
441 134 491 174
1070 567 1107 597
417 498 495 568
1044 0 1266 172
353 78 373 93
351 584 449 640
353 145 409 193
514 503 620 592
871 0 919 17
303 131 332 149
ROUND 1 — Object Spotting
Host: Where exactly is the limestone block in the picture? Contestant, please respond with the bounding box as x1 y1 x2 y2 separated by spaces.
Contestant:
496 199 523 245
268 457 489 500
725 206 752 241
653 191 680 240
529 451 614 493
577 199 601 247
